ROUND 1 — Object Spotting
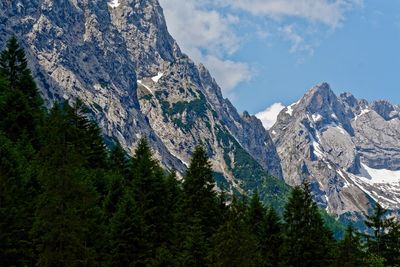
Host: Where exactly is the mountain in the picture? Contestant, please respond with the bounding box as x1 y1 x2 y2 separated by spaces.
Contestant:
0 0 286 204
271 82 400 221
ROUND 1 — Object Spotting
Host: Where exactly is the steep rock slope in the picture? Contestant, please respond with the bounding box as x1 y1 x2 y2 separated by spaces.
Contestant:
271 83 400 219
0 0 284 200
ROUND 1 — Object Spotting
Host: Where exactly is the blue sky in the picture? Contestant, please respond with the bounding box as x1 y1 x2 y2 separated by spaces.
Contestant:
159 0 400 120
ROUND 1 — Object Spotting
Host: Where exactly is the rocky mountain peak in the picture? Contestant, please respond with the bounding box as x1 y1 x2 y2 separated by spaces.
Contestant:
302 83 345 120
272 83 400 219
0 0 286 205
340 92 359 110
371 99 399 120
107 0 182 77
276 83 354 137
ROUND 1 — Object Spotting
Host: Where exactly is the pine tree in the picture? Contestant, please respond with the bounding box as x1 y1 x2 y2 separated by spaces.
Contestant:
247 192 283 267
109 189 144 266
381 219 400 266
364 203 389 257
208 198 262 267
0 42 43 265
66 100 107 169
31 103 99 266
0 36 29 89
0 37 43 145
282 184 334 267
103 173 125 220
108 141 130 177
174 145 221 266
263 207 283 267
0 133 35 266
365 203 400 266
247 192 266 237
181 145 220 234
178 214 209 267
335 224 365 267
130 138 170 263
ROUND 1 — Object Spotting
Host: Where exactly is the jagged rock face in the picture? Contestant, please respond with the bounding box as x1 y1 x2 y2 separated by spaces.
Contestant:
271 83 400 217
0 0 283 196
0 0 185 171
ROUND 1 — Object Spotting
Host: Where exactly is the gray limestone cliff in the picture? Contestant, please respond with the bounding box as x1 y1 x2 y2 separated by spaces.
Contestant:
0 0 284 201
271 83 400 220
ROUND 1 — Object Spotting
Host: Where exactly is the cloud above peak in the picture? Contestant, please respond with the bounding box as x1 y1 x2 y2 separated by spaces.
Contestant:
159 0 249 94
255 103 285 129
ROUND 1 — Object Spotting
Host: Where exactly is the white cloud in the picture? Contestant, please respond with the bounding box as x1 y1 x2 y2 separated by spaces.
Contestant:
281 24 304 53
159 0 250 94
202 55 251 93
280 24 315 54
255 103 285 129
218 0 363 28
159 0 239 56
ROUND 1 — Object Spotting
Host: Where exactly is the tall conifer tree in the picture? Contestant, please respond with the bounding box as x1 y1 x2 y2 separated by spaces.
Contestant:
130 138 169 263
335 224 365 267
32 103 99 266
282 184 334 267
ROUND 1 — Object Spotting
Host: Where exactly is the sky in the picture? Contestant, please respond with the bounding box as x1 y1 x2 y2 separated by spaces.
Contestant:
158 0 400 127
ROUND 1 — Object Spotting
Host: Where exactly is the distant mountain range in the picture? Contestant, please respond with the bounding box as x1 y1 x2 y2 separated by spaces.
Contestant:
1 0 400 223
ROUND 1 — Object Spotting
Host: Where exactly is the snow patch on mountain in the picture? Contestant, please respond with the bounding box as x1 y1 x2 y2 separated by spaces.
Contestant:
108 0 120 8
312 113 323 122
354 108 370 121
137 80 154 95
286 100 299 116
345 164 400 208
151 72 164 83
359 163 400 185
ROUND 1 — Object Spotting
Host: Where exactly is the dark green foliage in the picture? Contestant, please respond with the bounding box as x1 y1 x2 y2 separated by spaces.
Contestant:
108 141 130 177
156 90 210 131
365 203 389 256
31 103 101 266
213 171 230 191
334 225 365 267
109 189 144 266
103 173 125 220
0 133 35 266
0 37 43 145
217 126 289 211
0 38 43 266
364 203 400 266
131 139 170 247
175 145 222 266
263 207 283 267
140 93 153 101
247 192 266 237
208 199 262 267
0 36 29 89
246 192 283 267
282 184 335 267
181 145 220 234
321 209 346 239
178 215 209 267
382 220 400 266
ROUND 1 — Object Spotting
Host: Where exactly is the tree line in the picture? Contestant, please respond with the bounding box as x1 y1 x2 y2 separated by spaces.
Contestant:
0 37 399 267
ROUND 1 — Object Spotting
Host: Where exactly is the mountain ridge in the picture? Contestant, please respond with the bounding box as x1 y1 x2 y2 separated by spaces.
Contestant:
0 0 285 205
270 82 400 219
3 0 400 222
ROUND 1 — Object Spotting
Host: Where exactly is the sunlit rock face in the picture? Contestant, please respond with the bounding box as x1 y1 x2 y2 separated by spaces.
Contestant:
0 0 284 199
271 83 400 221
